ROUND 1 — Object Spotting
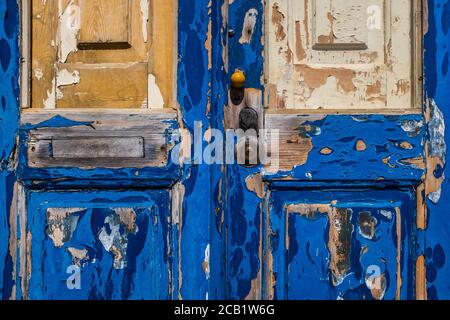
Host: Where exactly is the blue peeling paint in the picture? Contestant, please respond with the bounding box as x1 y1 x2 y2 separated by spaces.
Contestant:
1 0 450 301
27 190 171 300
225 0 429 301
424 0 450 300
267 189 417 300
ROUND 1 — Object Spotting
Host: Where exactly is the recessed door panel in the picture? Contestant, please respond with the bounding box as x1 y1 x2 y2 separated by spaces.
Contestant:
265 189 417 300
27 190 172 300
31 0 175 109
267 0 417 110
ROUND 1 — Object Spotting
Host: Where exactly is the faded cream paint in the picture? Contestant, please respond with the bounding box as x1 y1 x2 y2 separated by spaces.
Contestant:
266 0 416 110
67 247 89 266
43 79 56 109
239 8 258 44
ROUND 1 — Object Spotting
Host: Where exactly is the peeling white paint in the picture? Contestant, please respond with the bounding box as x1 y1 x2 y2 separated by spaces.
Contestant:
428 188 442 204
140 0 149 43
57 69 80 87
171 183 185 225
34 68 44 80
428 99 447 204
99 216 121 253
46 208 84 248
379 210 393 220
147 74 164 109
43 79 56 109
45 69 80 103
58 0 80 63
99 214 127 270
203 244 210 280
429 100 447 159
401 119 424 136
98 210 139 270
239 8 258 44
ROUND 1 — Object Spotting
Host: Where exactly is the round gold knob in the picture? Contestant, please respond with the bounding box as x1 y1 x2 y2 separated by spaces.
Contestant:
231 70 246 88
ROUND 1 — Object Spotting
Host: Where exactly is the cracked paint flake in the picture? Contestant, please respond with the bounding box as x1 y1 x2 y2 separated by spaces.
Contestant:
67 247 89 266
146 74 164 109
98 208 139 270
239 8 258 44
427 99 447 204
57 0 80 63
202 244 210 280
140 0 149 43
401 119 424 137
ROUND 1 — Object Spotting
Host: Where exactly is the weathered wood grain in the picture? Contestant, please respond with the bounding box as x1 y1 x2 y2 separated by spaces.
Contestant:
31 0 176 109
22 111 176 168
78 0 130 45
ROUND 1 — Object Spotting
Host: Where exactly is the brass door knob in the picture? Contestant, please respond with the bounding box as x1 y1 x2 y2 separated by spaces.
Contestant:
231 70 246 88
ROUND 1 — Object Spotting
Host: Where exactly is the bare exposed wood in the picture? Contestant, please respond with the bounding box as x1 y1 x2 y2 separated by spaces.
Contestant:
416 255 427 300
265 114 325 171
56 62 148 109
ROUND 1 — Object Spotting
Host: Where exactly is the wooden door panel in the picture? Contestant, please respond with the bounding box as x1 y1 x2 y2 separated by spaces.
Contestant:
313 0 369 49
78 0 130 47
266 190 416 300
31 0 175 109
26 190 172 300
55 63 148 108
3 0 216 301
267 0 416 110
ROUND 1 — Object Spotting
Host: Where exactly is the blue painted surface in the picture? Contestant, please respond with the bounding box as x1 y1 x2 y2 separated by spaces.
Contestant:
224 0 429 301
27 190 172 300
0 0 20 300
424 0 450 300
0 0 220 300
265 114 426 183
18 119 182 189
268 189 417 300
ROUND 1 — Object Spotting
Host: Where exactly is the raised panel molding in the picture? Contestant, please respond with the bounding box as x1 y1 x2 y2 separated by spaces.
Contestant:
267 0 419 110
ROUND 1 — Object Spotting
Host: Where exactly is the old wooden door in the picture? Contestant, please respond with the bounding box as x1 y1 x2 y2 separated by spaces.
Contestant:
225 0 433 300
0 0 221 300
1 0 450 301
